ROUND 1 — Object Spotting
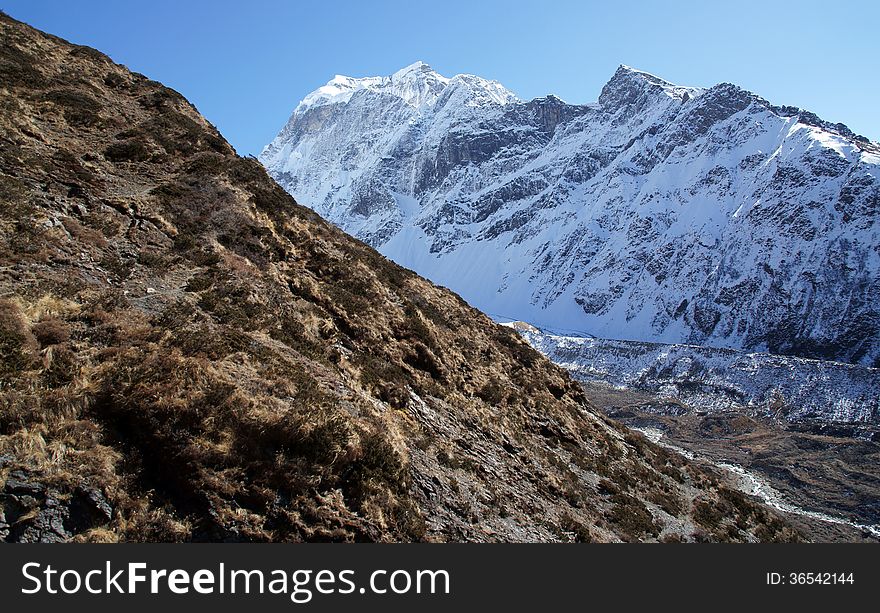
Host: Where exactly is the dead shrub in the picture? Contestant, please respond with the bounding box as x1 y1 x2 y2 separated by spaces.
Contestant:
0 299 38 377
31 317 70 347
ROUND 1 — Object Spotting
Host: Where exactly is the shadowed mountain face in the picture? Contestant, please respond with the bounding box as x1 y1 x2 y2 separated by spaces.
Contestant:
0 13 798 542
262 62 880 367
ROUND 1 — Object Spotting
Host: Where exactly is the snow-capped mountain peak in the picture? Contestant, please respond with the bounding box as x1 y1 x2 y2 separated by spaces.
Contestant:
292 62 519 116
262 64 880 368
599 64 705 109
385 60 451 107
441 73 519 107
293 61 449 113
391 60 435 79
294 74 373 111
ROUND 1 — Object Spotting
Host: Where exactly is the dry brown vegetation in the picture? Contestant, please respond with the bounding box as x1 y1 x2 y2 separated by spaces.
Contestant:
0 12 800 542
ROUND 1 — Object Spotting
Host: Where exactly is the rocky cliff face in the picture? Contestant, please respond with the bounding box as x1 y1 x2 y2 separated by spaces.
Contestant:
262 63 880 367
0 14 799 542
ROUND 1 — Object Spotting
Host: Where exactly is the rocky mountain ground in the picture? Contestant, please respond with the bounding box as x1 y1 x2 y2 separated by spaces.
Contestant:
0 13 802 542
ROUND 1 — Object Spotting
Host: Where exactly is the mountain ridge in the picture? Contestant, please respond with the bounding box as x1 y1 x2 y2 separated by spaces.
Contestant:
262 61 880 367
286 60 517 115
289 61 877 146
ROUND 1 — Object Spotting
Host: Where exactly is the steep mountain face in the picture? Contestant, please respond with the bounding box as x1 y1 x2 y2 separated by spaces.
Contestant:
262 62 880 367
0 14 799 542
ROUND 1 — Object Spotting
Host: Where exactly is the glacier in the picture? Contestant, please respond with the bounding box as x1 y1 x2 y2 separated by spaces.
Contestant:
506 322 879 426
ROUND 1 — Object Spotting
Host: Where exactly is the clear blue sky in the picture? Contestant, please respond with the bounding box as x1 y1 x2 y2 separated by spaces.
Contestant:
4 0 878 155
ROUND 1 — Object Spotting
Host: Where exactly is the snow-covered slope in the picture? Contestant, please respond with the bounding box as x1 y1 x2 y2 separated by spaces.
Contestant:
261 63 880 367
508 324 879 425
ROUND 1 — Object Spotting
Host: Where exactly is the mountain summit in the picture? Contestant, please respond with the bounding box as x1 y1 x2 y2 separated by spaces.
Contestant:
262 63 880 366
296 61 452 112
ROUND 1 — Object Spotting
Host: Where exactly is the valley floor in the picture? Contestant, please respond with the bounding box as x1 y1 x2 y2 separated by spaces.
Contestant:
581 382 880 543
506 323 880 542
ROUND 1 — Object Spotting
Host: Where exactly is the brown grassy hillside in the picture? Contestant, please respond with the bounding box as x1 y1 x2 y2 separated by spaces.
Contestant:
0 12 798 542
